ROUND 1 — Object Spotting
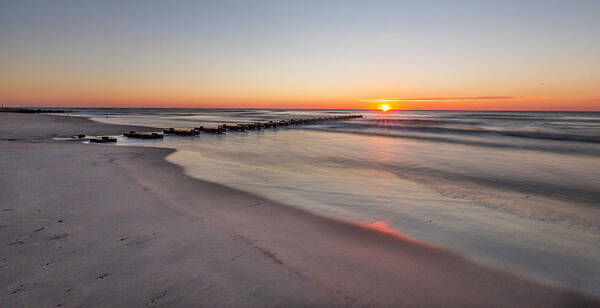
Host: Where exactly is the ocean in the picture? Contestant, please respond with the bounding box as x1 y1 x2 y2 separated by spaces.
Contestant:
66 108 600 296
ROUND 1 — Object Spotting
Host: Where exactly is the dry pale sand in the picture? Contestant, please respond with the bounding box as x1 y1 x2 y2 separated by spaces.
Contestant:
0 113 597 307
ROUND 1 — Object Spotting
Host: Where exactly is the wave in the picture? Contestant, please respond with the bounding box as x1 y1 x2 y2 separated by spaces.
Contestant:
378 162 600 208
323 121 600 144
306 128 600 157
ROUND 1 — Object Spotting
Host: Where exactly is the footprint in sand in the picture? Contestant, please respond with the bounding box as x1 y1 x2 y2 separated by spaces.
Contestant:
46 233 68 241
8 239 25 246
9 284 24 295
148 291 167 306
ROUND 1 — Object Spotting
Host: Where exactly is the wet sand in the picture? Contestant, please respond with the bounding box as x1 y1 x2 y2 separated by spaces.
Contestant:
1 113 597 306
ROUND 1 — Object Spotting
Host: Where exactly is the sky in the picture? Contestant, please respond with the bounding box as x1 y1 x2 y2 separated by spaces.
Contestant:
1 0 599 110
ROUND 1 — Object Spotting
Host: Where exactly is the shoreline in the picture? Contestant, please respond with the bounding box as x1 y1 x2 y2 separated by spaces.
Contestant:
0 112 160 141
1 112 598 306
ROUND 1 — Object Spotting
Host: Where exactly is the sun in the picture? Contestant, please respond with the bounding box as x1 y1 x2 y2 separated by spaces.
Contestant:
380 104 390 112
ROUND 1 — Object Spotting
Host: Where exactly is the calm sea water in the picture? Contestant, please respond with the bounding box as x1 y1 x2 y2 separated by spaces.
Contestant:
68 108 600 296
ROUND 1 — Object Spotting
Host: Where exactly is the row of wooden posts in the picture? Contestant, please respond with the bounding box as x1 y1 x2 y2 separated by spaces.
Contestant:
89 114 362 142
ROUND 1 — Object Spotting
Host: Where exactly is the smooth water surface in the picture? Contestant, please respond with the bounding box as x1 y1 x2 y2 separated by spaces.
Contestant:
68 109 600 296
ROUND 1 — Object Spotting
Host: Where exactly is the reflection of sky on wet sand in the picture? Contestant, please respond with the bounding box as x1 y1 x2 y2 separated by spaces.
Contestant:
116 127 600 296
358 221 415 243
103 109 600 296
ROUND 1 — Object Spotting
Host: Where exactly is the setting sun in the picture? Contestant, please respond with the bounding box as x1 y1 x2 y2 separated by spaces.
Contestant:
380 104 390 112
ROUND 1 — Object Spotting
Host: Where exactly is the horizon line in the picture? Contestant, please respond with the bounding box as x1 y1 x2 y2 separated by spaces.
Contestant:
3 106 599 112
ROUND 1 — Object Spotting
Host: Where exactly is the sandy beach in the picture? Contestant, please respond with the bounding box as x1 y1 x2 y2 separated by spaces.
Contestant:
1 113 598 307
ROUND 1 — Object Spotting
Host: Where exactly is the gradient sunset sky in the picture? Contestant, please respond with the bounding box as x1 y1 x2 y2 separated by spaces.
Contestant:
1 0 599 110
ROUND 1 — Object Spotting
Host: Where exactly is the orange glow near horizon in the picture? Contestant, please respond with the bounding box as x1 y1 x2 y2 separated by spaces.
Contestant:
380 104 390 112
0 78 598 111
0 90 598 110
